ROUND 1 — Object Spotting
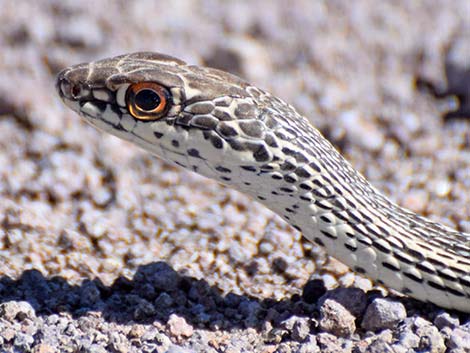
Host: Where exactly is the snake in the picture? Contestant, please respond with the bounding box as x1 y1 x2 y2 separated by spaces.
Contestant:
55 52 470 313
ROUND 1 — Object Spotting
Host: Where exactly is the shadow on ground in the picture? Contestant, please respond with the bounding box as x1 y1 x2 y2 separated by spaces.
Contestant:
0 262 324 330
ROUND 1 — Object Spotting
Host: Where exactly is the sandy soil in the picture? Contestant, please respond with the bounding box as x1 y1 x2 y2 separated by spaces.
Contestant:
0 1 469 352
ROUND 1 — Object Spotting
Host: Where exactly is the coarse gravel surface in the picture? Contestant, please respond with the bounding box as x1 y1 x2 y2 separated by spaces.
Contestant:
0 1 469 352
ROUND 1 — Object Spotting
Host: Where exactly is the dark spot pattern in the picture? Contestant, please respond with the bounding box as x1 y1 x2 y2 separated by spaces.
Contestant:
415 262 436 274
217 123 238 137
280 160 296 171
234 102 255 119
309 162 322 172
314 237 325 246
191 115 218 129
239 120 264 138
253 144 270 162
403 271 423 282
210 135 224 149
186 102 214 114
382 261 400 271
214 97 232 107
215 166 231 173
372 241 392 254
427 280 446 291
320 216 331 223
295 167 313 178
320 230 337 239
265 133 279 147
241 165 257 172
354 266 366 274
213 109 233 121
284 174 297 183
176 113 192 126
188 148 201 158
316 201 333 210
227 139 244 151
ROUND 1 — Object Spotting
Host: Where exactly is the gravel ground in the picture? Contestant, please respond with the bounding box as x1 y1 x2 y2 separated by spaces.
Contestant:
0 1 469 352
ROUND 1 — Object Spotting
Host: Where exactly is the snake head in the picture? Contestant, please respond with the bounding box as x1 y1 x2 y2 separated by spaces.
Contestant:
56 52 282 177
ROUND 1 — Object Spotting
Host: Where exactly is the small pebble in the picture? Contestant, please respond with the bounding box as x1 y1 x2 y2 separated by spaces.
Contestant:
361 298 406 332
167 314 194 339
319 299 356 338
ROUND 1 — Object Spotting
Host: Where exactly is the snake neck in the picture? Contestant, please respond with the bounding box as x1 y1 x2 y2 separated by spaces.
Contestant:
206 94 470 311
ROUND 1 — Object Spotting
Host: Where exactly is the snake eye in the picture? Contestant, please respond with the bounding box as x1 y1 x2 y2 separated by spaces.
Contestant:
126 82 170 120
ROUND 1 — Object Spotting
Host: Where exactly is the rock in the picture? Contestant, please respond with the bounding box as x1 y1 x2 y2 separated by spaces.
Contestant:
447 328 470 351
319 299 356 337
14 332 34 351
165 345 197 353
433 312 459 330
0 301 36 321
318 287 367 317
361 298 406 331
32 343 56 353
366 338 394 353
279 316 311 342
167 314 194 339
295 336 320 353
133 299 156 320
302 279 326 304
404 317 446 353
154 292 174 309
316 333 349 353
394 329 419 352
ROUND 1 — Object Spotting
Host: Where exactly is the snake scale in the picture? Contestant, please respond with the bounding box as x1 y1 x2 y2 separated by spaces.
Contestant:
56 52 470 313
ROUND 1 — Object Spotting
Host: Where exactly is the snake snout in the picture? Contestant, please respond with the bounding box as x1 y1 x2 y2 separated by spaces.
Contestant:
56 70 74 100
56 66 94 102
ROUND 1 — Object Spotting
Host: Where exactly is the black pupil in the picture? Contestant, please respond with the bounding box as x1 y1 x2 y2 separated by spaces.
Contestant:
134 89 161 111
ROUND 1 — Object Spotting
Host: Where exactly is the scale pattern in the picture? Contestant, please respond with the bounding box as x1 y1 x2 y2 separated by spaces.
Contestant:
56 52 470 313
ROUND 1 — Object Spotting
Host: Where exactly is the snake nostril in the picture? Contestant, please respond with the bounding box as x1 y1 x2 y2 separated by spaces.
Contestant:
70 84 81 98
56 70 83 100
56 76 82 100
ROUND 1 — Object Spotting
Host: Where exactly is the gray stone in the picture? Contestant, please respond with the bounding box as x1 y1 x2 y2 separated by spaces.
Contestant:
413 318 445 353
361 298 406 331
167 314 194 339
396 329 419 350
366 338 394 353
319 299 356 337
317 333 350 353
295 336 320 353
279 316 311 342
133 299 156 320
165 346 197 353
448 328 470 351
318 287 367 317
434 312 460 330
13 332 34 351
0 301 36 321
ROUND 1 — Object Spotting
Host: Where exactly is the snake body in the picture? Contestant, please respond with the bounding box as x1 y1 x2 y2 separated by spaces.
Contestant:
56 52 470 313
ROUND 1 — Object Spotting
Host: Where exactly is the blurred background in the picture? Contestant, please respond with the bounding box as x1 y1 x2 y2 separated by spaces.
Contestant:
0 1 469 352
